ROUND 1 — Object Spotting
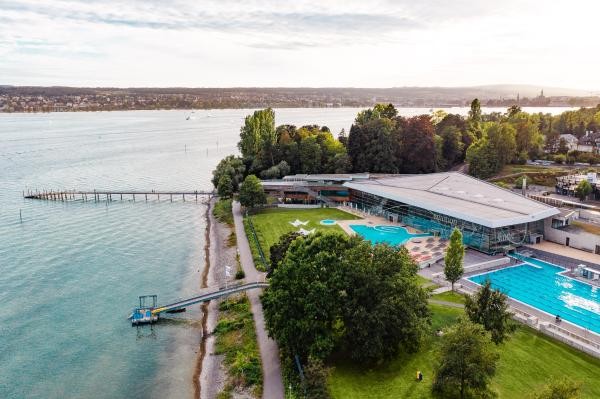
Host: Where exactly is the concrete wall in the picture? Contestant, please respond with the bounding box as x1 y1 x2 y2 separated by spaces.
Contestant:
544 219 600 253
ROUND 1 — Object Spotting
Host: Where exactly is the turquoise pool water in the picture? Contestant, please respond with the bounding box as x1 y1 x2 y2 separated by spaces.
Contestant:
320 219 336 225
350 225 431 246
469 256 600 334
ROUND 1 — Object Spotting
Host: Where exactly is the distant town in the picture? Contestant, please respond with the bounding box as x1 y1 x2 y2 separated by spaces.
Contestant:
1 85 599 113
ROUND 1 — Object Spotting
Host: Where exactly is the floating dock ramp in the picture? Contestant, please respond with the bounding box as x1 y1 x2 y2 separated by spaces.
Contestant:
130 282 269 325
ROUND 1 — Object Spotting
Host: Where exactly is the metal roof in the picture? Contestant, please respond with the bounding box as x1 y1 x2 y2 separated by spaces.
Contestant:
344 172 559 228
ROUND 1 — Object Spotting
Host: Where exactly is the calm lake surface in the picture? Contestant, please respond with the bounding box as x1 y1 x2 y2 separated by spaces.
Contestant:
0 106 574 398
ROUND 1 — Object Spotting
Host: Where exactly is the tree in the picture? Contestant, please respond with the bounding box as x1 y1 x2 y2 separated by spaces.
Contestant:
444 228 464 291
348 116 398 173
239 108 276 166
262 232 354 360
341 241 430 363
486 123 517 165
468 98 482 125
263 232 431 364
440 125 465 167
432 318 499 399
298 135 322 173
532 378 581 399
466 137 500 179
398 115 436 173
575 179 592 201
211 155 246 191
239 175 267 208
217 174 233 198
268 231 301 277
465 280 515 344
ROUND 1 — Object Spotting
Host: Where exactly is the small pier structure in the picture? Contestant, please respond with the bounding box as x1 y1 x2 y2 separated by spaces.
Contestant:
129 282 269 325
23 189 214 203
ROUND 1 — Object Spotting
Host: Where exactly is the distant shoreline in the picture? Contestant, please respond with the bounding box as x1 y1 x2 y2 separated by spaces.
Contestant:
0 105 584 115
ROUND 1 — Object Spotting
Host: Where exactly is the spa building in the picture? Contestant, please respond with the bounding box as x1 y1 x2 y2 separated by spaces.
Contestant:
262 172 560 254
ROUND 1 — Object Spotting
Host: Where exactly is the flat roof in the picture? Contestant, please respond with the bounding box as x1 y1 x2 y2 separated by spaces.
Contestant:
344 172 559 228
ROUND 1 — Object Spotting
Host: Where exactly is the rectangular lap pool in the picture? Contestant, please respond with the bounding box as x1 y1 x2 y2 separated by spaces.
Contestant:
350 224 431 246
469 255 600 334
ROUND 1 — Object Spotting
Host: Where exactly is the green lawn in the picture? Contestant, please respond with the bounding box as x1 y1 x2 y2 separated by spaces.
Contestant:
329 304 600 399
430 290 466 304
244 207 361 270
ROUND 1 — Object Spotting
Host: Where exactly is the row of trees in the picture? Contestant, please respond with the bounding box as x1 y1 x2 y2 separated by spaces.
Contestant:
215 103 600 192
239 108 349 178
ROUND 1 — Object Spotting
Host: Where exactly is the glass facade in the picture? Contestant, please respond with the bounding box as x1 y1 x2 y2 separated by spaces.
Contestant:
349 189 544 254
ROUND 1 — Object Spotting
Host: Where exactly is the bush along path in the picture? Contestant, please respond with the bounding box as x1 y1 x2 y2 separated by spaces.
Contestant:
232 200 285 399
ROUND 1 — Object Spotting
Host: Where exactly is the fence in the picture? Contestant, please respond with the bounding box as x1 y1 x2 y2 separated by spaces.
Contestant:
245 212 269 270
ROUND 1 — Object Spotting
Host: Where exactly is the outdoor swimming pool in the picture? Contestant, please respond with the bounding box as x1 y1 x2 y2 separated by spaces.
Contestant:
350 225 431 246
469 255 600 334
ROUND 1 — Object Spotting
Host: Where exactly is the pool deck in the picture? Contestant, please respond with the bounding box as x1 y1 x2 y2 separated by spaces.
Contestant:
527 242 600 267
460 277 600 352
421 251 600 355
337 205 448 267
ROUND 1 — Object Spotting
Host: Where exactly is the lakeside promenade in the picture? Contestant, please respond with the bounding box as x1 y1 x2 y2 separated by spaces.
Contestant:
232 201 285 399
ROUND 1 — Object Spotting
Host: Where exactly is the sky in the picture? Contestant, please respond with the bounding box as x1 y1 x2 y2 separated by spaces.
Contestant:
1 0 599 90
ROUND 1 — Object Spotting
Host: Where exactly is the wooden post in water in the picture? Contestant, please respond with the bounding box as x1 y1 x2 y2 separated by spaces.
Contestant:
183 193 185 202
170 194 172 202
133 194 135 202
145 194 147 201
19 209 22 223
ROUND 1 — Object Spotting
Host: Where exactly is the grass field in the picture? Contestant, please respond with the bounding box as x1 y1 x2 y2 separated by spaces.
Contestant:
329 304 600 399
430 290 466 304
244 207 361 269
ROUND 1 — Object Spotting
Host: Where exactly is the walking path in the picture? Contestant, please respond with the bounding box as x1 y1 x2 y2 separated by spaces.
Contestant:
232 201 284 399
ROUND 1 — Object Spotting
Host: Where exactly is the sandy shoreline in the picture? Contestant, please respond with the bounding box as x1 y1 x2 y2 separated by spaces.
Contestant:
196 198 238 399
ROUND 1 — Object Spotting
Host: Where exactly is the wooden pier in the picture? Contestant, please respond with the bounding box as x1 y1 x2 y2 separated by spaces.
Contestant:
23 189 215 202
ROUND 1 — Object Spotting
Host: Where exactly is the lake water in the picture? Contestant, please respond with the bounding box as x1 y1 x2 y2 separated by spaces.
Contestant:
0 106 574 398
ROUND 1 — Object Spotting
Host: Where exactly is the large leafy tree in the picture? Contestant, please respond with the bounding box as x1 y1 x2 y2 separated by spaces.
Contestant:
398 115 436 173
263 232 431 364
439 125 465 167
432 318 499 399
211 155 246 191
348 116 398 173
238 175 267 208
262 232 353 360
341 241 430 363
239 108 276 168
217 174 233 198
465 280 515 344
444 228 464 291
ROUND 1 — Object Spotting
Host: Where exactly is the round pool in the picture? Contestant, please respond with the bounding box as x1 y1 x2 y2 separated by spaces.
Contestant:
320 219 337 225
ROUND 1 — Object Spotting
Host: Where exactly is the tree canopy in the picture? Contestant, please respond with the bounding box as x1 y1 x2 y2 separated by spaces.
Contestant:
262 232 430 364
239 175 267 208
432 318 499 399
465 280 515 344
211 155 246 192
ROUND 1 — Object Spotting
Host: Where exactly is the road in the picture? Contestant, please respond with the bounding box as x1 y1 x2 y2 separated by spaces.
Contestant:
232 201 284 399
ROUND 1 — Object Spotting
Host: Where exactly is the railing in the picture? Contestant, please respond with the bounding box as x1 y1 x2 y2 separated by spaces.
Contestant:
245 212 269 270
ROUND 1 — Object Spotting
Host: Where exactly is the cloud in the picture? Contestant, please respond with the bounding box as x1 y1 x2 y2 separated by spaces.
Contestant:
0 0 599 89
